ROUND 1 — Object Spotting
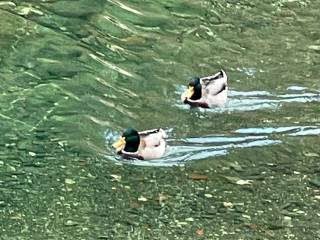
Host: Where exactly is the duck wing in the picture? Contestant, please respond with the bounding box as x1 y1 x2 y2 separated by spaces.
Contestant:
200 70 228 96
139 128 167 148
138 129 167 160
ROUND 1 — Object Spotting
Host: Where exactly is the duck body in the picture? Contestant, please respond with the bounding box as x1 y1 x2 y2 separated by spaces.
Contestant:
181 70 228 108
112 128 167 160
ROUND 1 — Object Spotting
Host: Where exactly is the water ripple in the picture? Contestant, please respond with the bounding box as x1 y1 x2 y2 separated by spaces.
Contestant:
235 125 320 135
227 88 320 112
176 86 320 112
105 123 319 166
107 0 143 16
89 53 135 77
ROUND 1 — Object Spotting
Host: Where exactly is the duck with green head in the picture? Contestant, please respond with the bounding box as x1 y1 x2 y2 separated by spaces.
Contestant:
181 69 228 108
112 128 167 160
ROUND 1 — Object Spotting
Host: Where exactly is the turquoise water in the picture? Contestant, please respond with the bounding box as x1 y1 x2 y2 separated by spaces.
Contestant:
1 0 320 239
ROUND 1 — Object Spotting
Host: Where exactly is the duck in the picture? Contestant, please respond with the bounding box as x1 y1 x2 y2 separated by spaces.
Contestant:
112 128 167 160
181 69 228 108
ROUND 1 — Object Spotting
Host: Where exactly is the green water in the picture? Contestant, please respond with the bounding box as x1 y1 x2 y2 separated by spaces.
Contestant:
1 0 320 239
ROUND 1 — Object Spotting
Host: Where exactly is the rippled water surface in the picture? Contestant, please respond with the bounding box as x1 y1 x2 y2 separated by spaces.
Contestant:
1 0 320 239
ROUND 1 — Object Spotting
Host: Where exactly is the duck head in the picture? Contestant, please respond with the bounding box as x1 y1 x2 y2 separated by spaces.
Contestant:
112 128 140 153
182 77 202 101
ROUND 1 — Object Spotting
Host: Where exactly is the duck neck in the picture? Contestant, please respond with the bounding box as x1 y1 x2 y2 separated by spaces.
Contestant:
191 84 202 100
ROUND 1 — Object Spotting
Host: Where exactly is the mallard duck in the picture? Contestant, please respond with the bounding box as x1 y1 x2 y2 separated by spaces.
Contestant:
181 69 228 108
112 128 167 160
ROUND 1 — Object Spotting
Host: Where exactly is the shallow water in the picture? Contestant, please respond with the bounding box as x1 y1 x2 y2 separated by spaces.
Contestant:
1 0 320 239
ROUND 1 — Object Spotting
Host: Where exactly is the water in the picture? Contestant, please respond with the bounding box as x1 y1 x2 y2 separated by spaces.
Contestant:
1 0 320 239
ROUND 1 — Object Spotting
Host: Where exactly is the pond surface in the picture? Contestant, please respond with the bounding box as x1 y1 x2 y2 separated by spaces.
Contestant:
0 0 320 239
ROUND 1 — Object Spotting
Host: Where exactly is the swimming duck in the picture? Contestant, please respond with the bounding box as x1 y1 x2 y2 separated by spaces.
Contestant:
112 128 167 160
181 69 228 108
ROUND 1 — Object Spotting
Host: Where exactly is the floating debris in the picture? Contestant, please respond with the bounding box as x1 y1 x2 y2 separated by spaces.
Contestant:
158 193 168 204
10 213 23 220
17 6 44 16
64 220 78 226
303 152 319 157
138 196 147 202
308 45 320 51
223 202 233 208
283 216 292 227
189 173 208 181
204 193 213 198
222 175 253 185
175 220 188 226
236 179 253 185
0 2 16 7
110 174 121 182
28 152 36 157
196 228 204 236
65 179 76 185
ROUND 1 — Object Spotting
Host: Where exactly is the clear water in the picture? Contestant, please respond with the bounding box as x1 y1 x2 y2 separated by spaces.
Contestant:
1 0 319 239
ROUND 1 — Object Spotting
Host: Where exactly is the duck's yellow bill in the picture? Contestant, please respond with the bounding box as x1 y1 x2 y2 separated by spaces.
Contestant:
112 137 126 149
183 86 194 99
